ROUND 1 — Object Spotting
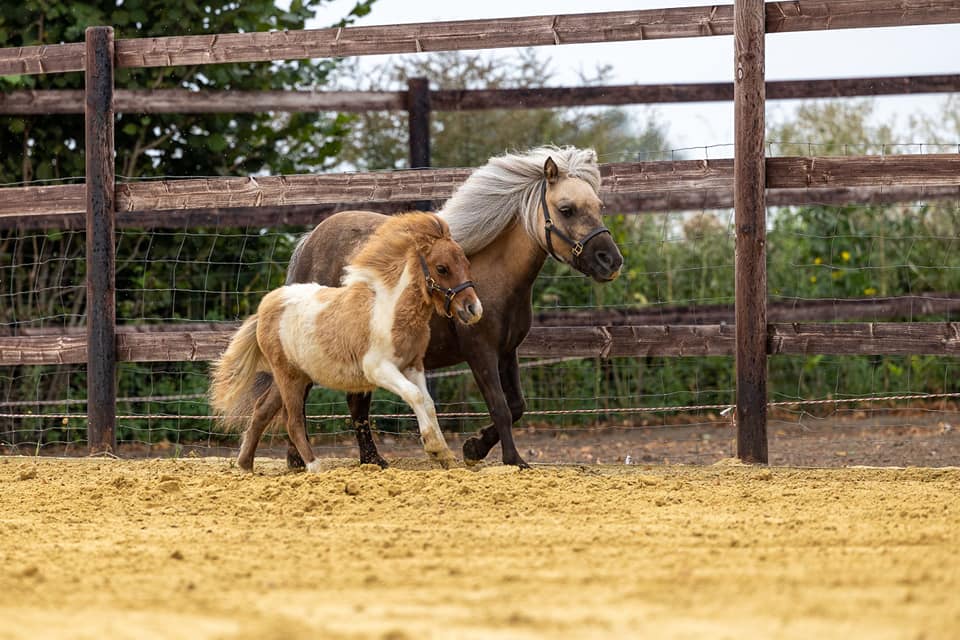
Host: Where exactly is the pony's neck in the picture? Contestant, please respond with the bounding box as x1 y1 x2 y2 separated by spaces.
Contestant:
472 219 547 287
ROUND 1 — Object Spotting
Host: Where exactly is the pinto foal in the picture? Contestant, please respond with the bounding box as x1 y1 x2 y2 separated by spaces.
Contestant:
209 212 481 471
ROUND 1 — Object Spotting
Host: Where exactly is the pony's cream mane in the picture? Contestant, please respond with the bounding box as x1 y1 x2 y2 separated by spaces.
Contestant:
342 211 448 289
437 145 601 254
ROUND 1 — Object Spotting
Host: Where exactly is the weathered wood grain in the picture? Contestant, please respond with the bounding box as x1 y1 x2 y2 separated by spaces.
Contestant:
2 156 958 221
4 322 959 365
5 74 958 114
3 2 958 76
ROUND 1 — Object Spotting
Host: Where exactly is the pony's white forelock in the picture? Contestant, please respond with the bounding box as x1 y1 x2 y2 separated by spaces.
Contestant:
437 146 601 254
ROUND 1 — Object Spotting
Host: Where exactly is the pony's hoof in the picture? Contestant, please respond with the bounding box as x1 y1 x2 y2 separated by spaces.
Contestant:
305 459 324 473
286 446 306 471
360 454 389 469
502 451 531 469
462 437 488 463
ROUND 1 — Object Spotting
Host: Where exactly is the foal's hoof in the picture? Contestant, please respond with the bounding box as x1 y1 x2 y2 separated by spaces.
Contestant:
428 449 459 470
286 446 306 471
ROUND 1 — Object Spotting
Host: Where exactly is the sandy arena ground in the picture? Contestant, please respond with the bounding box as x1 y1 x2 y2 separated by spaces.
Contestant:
2 455 958 639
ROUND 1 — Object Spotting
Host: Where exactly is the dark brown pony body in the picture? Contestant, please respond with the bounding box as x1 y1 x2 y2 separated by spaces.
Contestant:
286 147 623 468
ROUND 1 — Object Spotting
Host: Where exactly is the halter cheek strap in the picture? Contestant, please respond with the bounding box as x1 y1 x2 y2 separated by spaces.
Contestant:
418 255 476 318
539 179 611 264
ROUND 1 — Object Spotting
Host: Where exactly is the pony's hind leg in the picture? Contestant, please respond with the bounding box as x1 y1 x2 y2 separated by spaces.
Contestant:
276 374 321 472
237 383 283 472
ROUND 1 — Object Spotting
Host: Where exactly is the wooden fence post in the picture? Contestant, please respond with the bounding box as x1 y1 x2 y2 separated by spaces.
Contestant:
407 77 432 211
733 0 768 463
85 26 117 454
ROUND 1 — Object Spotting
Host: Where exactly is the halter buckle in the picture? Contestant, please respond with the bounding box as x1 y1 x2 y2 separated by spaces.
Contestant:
572 242 584 257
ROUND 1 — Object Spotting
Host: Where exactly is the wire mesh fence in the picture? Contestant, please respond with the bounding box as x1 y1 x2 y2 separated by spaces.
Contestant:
1 144 959 465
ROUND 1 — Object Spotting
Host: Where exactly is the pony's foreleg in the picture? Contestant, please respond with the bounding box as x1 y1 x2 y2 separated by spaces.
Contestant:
462 350 529 469
463 350 528 466
237 383 283 472
366 361 456 469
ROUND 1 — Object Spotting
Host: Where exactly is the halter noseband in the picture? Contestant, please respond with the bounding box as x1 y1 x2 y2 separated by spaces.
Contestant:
539 179 611 265
418 255 476 318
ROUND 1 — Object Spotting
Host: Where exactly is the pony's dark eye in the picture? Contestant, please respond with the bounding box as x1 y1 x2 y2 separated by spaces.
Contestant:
436 265 449 276
559 206 574 218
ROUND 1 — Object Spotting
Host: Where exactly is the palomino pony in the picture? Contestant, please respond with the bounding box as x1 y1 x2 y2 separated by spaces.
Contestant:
282 146 623 469
209 212 482 472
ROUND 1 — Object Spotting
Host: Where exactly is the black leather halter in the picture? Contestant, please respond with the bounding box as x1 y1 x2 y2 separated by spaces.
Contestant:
418 255 476 318
539 179 611 265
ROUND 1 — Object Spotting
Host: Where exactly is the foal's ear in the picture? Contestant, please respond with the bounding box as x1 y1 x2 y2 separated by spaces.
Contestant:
544 156 559 184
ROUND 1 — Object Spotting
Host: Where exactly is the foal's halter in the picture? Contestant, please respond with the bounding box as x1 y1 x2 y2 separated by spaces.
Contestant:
418 255 476 318
539 179 611 265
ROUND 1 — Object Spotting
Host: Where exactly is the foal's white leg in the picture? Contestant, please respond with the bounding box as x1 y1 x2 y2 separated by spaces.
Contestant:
403 366 456 466
364 361 457 468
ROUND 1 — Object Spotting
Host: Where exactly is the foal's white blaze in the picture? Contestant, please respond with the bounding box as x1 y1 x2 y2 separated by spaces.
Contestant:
277 283 332 381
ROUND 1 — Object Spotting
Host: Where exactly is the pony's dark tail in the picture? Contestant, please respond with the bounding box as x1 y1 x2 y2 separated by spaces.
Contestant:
209 315 268 431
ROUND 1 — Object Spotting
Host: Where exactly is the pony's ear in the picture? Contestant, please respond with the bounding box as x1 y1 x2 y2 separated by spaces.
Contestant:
544 156 559 184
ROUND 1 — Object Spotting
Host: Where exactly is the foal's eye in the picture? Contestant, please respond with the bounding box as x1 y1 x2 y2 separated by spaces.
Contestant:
559 206 574 218
436 265 449 276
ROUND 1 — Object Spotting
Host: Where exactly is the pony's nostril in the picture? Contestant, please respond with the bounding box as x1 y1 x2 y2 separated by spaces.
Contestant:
596 251 612 268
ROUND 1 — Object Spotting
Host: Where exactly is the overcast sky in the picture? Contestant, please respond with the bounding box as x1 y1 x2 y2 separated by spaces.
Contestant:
303 0 960 155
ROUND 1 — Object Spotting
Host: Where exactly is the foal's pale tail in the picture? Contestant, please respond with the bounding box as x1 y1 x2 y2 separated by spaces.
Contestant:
209 315 268 431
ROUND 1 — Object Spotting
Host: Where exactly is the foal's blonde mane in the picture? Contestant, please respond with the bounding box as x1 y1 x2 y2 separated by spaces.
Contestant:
344 211 449 288
438 145 601 254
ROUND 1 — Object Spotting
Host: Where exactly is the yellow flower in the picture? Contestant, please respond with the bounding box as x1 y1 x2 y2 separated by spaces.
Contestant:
864 287 877 295
841 251 851 262
809 276 817 284
814 257 823 265
831 271 843 280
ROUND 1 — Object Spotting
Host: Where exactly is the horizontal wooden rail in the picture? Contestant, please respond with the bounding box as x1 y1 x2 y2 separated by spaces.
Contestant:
535 293 960 326
2 156 958 223
4 73 959 114
2 1 959 76
7 292 959 338
4 322 960 365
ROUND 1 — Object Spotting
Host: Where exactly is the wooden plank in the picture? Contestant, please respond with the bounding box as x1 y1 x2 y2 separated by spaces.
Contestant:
734 0 768 463
765 0 960 33
4 1 958 76
5 322 959 365
5 74 959 115
0 335 88 365
116 332 233 363
84 27 117 453
114 169 473 212
0 202 413 231
768 155 960 188
0 42 86 76
769 322 960 355
0 184 86 218
112 7 735 71
2 157 959 221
